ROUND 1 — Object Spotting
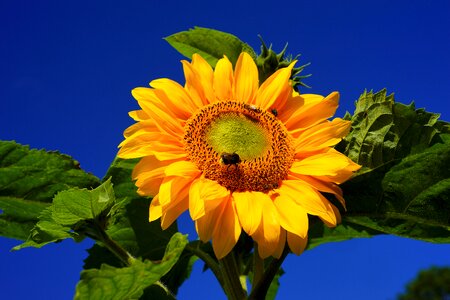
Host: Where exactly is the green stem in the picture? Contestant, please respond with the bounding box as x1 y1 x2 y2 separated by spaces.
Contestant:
185 243 224 289
99 229 136 265
252 244 264 287
219 252 247 300
85 220 136 266
248 248 289 300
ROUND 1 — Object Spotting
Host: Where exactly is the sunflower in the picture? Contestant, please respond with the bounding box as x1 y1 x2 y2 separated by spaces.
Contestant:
118 52 360 259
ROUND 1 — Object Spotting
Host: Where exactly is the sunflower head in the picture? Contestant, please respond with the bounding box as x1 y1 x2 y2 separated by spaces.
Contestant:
118 52 360 259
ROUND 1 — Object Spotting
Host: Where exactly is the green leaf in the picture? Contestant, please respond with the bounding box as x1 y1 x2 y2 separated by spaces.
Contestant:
87 158 179 261
14 179 116 249
160 249 198 295
338 89 447 168
0 140 100 240
12 206 79 249
165 26 257 68
310 91 450 249
83 158 194 296
74 233 188 300
308 220 379 250
344 137 450 241
51 177 115 226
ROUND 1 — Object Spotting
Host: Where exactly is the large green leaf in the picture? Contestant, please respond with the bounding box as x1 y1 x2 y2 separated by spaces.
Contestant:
75 233 188 300
165 26 257 68
309 90 450 249
0 141 100 240
338 89 449 168
343 136 450 241
14 179 116 250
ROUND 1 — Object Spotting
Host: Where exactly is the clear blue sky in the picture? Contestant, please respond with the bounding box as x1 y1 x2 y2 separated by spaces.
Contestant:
1 1 449 299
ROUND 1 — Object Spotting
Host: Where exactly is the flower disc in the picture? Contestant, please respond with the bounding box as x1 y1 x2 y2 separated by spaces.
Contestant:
183 101 294 193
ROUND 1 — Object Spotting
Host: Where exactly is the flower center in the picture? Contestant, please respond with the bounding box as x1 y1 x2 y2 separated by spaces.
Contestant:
183 101 294 193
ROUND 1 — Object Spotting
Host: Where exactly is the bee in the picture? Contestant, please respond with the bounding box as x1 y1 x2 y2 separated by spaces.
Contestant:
270 108 278 117
244 104 261 113
221 152 241 170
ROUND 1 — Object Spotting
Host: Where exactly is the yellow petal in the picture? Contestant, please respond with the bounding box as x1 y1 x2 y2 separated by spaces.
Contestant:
132 155 174 179
260 193 280 244
256 61 296 111
256 239 276 259
195 210 217 243
290 152 352 177
128 110 150 122
320 203 341 227
123 120 157 138
149 195 162 222
131 87 184 138
314 149 361 184
160 184 190 229
249 193 281 259
117 131 164 159
159 175 196 208
294 118 351 155
150 78 198 118
277 180 336 223
181 54 214 106
287 232 308 255
233 191 263 236
196 201 222 242
181 60 205 108
277 91 305 124
164 160 201 178
273 193 309 238
189 178 229 220
132 156 179 197
285 92 340 136
253 218 281 259
272 228 287 259
118 130 183 159
234 52 258 103
191 54 215 102
213 56 234 101
289 173 346 209
150 143 187 161
212 197 241 259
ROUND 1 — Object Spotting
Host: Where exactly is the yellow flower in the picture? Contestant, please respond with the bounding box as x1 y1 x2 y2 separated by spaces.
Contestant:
118 52 360 259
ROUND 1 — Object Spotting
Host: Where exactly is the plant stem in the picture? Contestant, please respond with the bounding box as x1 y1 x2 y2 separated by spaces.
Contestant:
85 220 136 266
248 248 289 300
98 228 136 265
253 244 264 287
219 252 247 300
185 243 224 289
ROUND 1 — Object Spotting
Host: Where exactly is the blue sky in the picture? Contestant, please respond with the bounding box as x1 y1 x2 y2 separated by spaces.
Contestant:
1 0 449 299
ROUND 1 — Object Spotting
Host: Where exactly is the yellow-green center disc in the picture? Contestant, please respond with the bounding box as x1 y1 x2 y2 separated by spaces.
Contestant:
206 113 269 160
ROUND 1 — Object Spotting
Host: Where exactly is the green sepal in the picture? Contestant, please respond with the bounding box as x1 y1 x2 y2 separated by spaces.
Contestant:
74 233 188 300
255 37 311 90
164 26 257 68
